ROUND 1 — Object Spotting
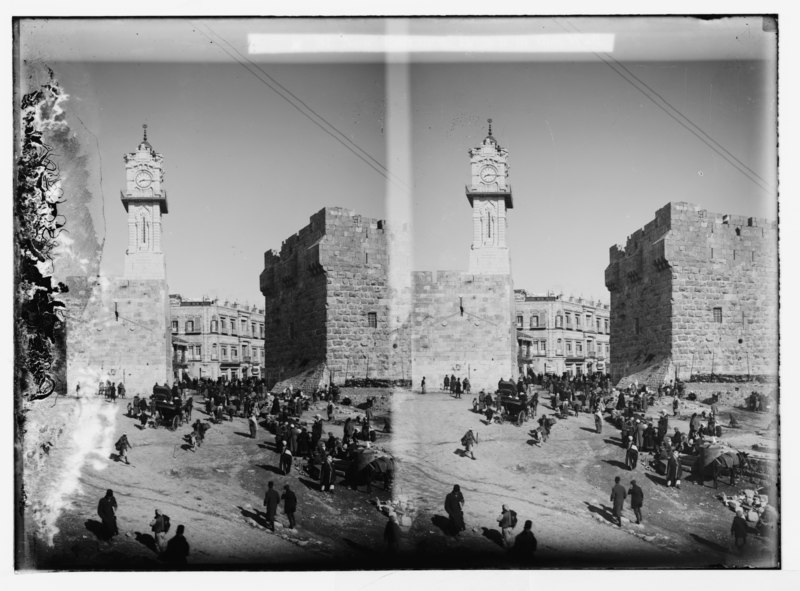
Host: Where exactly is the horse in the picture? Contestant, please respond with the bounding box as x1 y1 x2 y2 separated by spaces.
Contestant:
364 456 395 492
708 451 750 489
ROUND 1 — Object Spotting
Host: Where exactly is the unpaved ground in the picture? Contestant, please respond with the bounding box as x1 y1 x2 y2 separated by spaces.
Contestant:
20 387 779 569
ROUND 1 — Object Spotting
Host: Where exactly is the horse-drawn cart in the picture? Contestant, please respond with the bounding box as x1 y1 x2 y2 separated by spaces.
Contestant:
496 380 529 426
150 386 189 431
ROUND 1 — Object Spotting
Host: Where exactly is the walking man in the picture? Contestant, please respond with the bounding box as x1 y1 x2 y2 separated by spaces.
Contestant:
282 484 297 529
263 481 280 531
461 429 478 460
248 412 258 438
497 504 516 548
97 489 118 540
115 434 132 465
280 446 293 475
444 484 465 535
594 408 603 434
628 479 644 524
610 476 627 527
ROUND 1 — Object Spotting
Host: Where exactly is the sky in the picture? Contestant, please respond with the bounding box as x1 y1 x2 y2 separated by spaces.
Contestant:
18 16 778 307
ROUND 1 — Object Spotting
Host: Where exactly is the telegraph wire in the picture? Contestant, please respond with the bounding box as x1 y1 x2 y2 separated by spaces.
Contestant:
190 21 409 192
556 18 772 194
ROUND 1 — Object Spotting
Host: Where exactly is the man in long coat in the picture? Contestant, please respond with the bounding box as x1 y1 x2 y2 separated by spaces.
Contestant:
444 484 465 535
282 484 298 529
666 450 682 488
97 489 118 539
263 481 280 531
320 454 335 492
628 479 644 524
610 476 627 527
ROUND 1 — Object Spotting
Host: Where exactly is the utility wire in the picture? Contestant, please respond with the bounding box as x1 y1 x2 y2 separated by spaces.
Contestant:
190 21 408 191
556 18 772 194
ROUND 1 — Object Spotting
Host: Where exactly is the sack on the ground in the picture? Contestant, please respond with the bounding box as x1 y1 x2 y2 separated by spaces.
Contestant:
163 514 171 533
510 509 518 528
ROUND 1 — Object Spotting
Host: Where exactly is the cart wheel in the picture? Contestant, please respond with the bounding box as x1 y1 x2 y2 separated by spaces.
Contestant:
517 410 527 426
127 403 133 416
171 415 180 431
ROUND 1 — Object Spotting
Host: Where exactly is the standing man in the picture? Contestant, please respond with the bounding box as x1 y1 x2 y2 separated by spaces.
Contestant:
248 412 258 439
97 489 118 540
444 484 465 535
263 481 280 531
384 514 401 555
150 509 169 553
511 520 538 563
610 476 627 527
628 479 644 524
666 450 682 489
730 507 748 554
497 504 516 548
282 484 297 530
594 408 603 434
280 445 293 475
163 524 190 565
320 454 335 492
421 376 426 394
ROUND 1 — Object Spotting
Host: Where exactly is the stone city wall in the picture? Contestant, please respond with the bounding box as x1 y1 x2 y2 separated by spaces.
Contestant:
411 271 517 393
64 276 172 396
606 202 778 384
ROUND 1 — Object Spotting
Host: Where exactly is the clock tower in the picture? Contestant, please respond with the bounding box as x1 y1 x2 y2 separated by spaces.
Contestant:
466 119 513 275
121 124 169 280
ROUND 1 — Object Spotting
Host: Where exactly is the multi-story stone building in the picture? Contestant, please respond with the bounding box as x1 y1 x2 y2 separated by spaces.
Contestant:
514 290 610 377
605 202 778 386
64 126 172 395
169 295 265 381
260 122 517 392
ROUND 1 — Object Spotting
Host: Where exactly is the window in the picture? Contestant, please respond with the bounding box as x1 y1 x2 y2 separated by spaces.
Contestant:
232 346 239 359
634 318 640 335
541 340 546 354
221 346 228 360
185 320 194 333
586 314 592 327
516 315 523 328
242 345 248 360
556 339 563 355
597 318 602 333
194 345 202 360
556 315 563 328
251 322 256 336
368 312 378 328
171 320 178 333
605 319 609 333
565 313 571 328
575 315 580 328
577 341 583 355
713 307 722 323
241 319 247 334
566 340 573 354
211 344 218 360
260 324 265 338
221 318 227 334
530 315 538 328
210 319 218 332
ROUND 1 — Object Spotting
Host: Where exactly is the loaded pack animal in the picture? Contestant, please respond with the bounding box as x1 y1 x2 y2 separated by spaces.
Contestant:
707 450 750 489
346 454 395 493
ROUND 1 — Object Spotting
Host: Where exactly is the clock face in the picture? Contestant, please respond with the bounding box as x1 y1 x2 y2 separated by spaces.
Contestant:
135 170 153 188
479 165 498 183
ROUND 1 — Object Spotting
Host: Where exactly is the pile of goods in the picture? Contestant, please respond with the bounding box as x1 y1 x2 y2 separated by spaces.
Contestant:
373 494 417 529
719 489 770 523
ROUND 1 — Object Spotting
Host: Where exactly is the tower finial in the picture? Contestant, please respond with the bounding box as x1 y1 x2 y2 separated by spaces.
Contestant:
142 124 148 142
487 118 493 136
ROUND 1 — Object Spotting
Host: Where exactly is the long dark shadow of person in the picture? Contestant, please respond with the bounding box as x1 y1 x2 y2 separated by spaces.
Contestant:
644 472 666 486
603 438 622 446
584 501 616 525
233 431 254 438
134 532 158 553
431 514 455 536
257 463 284 475
689 533 729 554
237 505 269 529
481 527 505 548
579 427 598 433
602 459 630 470
84 519 108 541
297 477 322 492
453 448 466 458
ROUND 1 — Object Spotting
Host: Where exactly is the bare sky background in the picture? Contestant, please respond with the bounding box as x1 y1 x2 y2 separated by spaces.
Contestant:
19 17 777 306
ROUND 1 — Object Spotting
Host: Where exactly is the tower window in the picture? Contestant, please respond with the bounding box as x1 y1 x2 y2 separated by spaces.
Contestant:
171 320 178 333
516 315 523 328
530 315 538 328
185 320 194 333
368 312 378 328
556 315 563 328
713 307 722 323
210 319 218 333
